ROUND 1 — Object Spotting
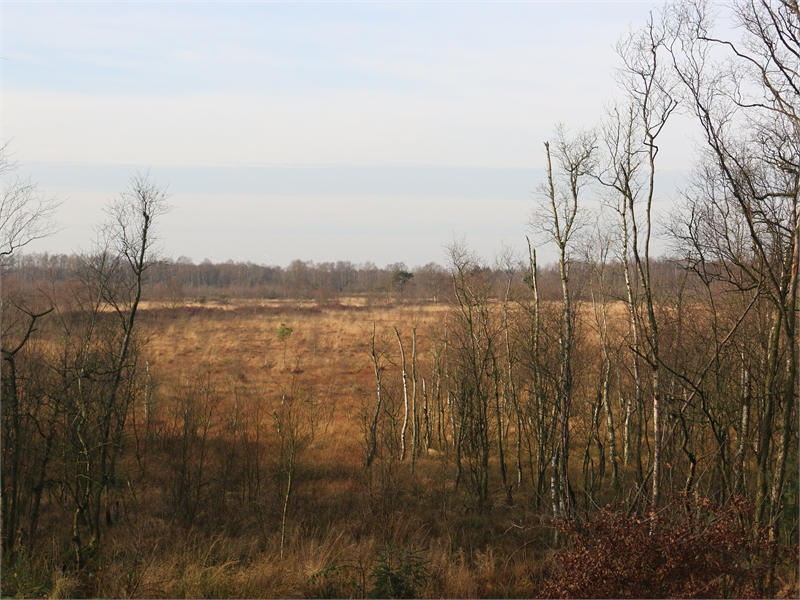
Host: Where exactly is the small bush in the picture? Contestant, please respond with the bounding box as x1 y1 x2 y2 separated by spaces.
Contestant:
369 545 428 599
540 495 776 599
277 323 293 342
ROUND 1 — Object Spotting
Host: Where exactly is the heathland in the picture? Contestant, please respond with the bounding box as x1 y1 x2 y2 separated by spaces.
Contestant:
1 257 797 598
3 1 799 596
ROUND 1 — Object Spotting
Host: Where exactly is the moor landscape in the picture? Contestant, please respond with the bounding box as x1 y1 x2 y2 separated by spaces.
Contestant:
2 1 799 598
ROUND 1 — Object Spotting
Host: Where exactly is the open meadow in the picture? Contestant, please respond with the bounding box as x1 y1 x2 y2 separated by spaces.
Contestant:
5 1 800 596
3 281 798 598
4 297 560 598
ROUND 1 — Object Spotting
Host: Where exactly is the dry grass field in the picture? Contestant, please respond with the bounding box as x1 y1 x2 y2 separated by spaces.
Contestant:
12 298 558 598
140 298 451 464
4 293 797 599
119 299 556 598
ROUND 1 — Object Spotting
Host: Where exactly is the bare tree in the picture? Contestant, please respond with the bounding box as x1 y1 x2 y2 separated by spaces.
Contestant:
597 11 679 507
0 143 60 263
273 372 312 559
59 172 170 565
530 126 596 519
0 146 60 557
0 295 54 556
667 0 798 557
447 239 495 511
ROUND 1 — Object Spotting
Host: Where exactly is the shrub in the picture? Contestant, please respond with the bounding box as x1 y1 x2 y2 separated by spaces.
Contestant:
540 496 776 599
277 323 293 342
369 545 428 599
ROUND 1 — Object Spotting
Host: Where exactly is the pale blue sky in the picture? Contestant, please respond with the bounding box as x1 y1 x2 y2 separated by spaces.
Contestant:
3 1 690 266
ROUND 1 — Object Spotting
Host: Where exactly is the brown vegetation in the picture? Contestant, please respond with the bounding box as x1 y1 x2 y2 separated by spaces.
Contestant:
2 1 799 598
2 284 797 598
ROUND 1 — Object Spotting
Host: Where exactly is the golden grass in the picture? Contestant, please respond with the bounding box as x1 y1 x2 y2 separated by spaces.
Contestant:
8 295 794 598
141 299 449 422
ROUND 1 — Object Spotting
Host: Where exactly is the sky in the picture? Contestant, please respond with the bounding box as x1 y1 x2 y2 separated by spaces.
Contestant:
2 0 695 268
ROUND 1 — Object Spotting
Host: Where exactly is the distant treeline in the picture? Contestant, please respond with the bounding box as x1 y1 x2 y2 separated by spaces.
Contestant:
6 251 689 304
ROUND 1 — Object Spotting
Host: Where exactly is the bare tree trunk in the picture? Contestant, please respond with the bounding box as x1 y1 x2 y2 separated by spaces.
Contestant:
550 449 561 521
602 357 619 491
410 326 418 473
557 252 573 519
422 377 430 453
395 328 410 462
279 443 295 560
733 352 750 496
366 323 383 468
755 309 782 529
527 241 548 505
620 222 641 474
769 218 798 530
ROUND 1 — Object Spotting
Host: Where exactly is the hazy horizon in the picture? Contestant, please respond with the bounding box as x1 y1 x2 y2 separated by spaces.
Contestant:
5 1 695 267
